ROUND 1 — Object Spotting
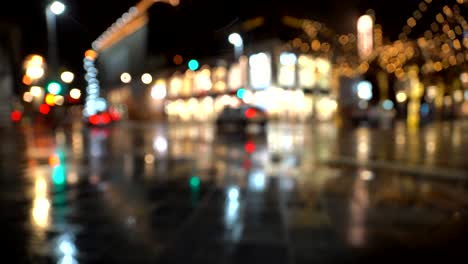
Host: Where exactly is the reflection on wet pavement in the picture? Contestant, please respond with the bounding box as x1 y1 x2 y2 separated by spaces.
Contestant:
0 121 467 263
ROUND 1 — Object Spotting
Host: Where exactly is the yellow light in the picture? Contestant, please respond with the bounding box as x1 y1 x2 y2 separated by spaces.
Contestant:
407 17 416 27
434 62 443 72
30 86 43 97
436 13 444 24
60 71 74 83
453 39 461 50
23 92 33 103
419 2 427 12
449 56 457 66
30 55 44 66
45 94 55 106
441 44 450 53
454 90 463 103
311 40 321 51
69 88 81 100
396 91 407 103
32 197 50 228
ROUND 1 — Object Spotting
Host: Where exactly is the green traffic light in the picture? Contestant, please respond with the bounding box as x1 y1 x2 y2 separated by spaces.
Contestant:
190 176 200 189
237 88 246 99
47 82 62 95
52 164 66 185
188 59 199 71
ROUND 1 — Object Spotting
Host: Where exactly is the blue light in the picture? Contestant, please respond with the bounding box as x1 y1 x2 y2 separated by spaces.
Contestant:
382 99 394 110
421 103 430 116
236 88 246 99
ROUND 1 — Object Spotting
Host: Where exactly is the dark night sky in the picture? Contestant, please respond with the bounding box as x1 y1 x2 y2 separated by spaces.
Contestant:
1 0 465 76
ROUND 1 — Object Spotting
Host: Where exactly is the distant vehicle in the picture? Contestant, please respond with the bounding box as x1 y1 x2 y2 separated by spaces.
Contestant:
216 104 267 132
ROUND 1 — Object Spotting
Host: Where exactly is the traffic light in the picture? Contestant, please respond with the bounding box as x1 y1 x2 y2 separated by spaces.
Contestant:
47 81 62 95
236 88 246 99
190 175 200 190
188 59 199 71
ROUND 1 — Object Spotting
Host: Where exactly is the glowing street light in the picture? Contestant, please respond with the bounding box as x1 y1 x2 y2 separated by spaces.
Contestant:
357 81 373 100
357 15 373 60
69 88 81 100
228 33 243 48
121 72 132 83
30 86 43 97
151 80 167 100
228 32 243 59
50 1 66 15
60 71 74 83
141 73 153 84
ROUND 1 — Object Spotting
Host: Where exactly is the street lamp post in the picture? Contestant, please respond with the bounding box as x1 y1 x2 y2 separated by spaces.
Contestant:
228 32 243 60
45 1 65 79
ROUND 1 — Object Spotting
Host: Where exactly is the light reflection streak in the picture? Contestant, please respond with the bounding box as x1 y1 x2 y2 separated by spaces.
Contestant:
348 170 370 247
32 177 50 229
355 128 369 161
224 186 242 242
56 233 78 264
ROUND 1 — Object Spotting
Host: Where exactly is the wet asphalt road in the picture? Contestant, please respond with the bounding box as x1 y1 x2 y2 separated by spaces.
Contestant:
1 120 468 263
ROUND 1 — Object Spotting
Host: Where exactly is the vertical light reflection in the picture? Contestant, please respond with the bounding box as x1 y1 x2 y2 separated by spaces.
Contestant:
248 170 267 192
424 126 437 165
71 130 83 156
224 186 242 242
355 128 370 161
32 176 50 229
55 233 78 264
348 170 371 247
394 122 406 161
407 124 420 165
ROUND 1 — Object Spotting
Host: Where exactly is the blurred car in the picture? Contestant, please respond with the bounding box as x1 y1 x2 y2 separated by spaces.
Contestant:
85 108 121 126
216 104 267 132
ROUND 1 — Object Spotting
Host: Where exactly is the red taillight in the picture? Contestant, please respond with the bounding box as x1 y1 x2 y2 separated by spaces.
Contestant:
39 104 50 115
11 111 22 122
245 141 256 153
245 108 256 118
89 114 100 125
109 109 121 121
101 113 111 124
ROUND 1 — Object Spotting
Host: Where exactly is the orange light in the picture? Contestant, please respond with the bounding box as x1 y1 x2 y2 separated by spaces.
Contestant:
11 111 22 122
245 141 256 153
85 49 98 61
173 54 183 65
39 104 50 115
48 154 61 167
22 75 32 85
45 94 56 106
